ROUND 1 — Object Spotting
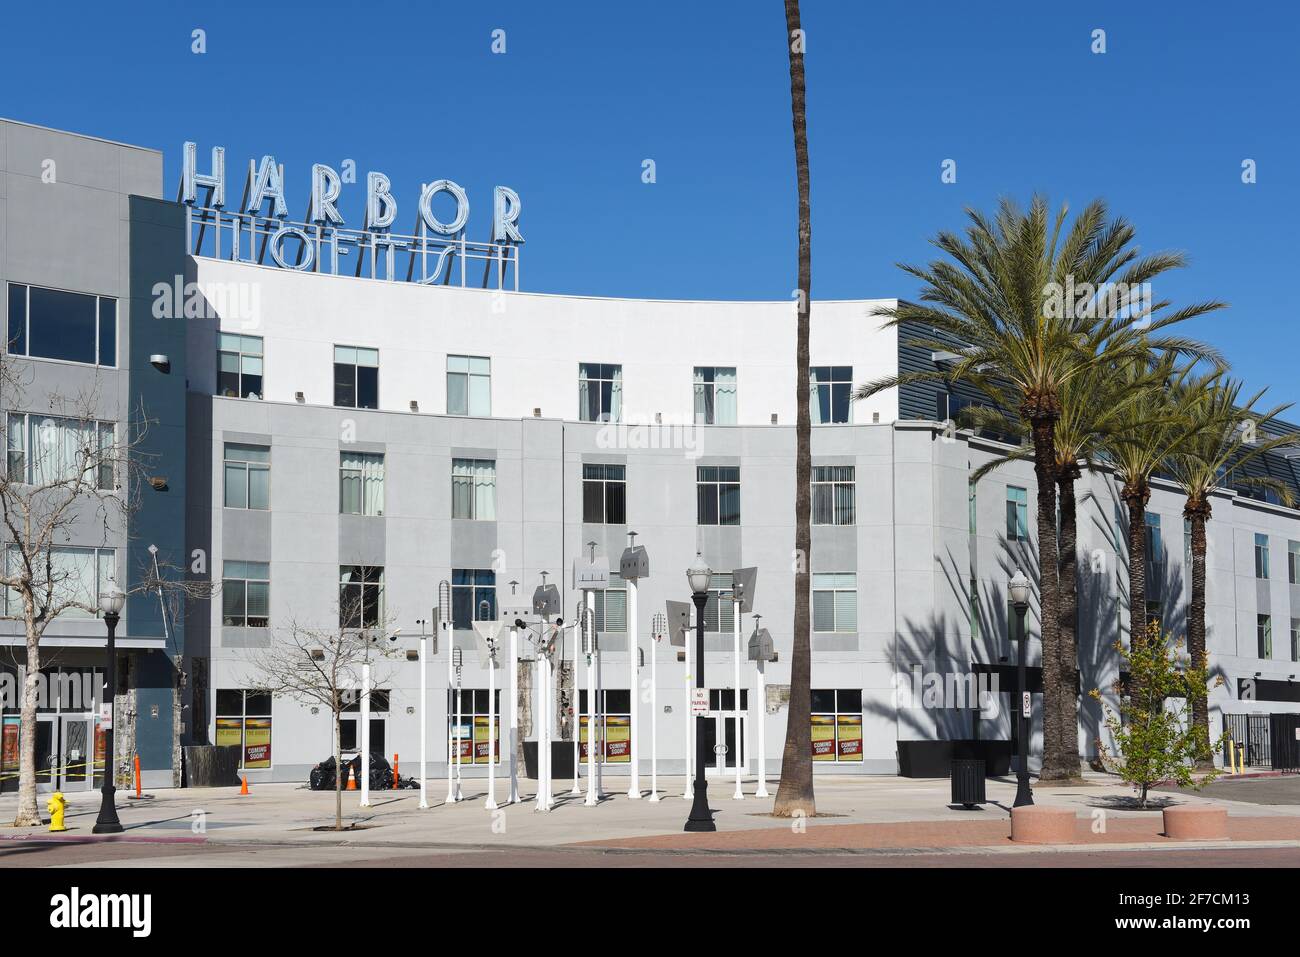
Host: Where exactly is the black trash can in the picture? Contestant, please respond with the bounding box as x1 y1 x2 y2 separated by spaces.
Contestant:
950 758 986 808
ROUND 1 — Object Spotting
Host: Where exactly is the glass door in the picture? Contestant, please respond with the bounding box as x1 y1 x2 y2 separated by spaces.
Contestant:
703 712 747 776
59 716 96 791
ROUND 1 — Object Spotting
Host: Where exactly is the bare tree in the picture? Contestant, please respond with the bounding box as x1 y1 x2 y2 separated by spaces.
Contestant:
0 355 184 825
242 598 399 831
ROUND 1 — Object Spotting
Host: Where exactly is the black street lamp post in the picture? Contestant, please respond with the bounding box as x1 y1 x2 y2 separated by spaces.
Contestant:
93 580 126 834
1009 569 1034 808
684 553 715 832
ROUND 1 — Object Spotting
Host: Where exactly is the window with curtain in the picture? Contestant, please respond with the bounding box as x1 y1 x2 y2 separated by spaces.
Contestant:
578 363 622 422
693 367 737 425
3 545 115 620
696 466 740 525
812 573 857 633
812 465 855 525
703 573 734 633
809 366 852 424
340 452 385 516
582 464 626 524
446 355 491 416
339 566 384 629
223 443 269 509
334 345 379 409
451 459 496 520
593 572 628 632
218 333 264 399
5 413 115 490
222 561 270 628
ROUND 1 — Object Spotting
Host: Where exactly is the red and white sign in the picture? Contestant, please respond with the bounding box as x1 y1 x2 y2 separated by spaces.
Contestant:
691 688 709 716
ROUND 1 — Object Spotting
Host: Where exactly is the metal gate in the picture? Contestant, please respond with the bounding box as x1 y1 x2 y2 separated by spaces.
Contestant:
1271 714 1300 772
1223 714 1272 767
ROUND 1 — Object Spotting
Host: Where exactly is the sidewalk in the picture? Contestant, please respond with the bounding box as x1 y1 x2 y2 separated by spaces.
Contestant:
2 772 1298 856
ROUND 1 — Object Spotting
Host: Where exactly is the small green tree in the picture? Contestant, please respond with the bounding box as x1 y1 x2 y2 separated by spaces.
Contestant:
1091 622 1225 808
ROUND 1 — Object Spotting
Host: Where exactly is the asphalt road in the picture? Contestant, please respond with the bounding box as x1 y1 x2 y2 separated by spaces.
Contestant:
1156 774 1300 806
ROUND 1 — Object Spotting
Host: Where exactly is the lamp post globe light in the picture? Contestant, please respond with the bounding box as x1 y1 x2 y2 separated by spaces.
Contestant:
93 579 127 834
1008 569 1034 808
684 553 715 832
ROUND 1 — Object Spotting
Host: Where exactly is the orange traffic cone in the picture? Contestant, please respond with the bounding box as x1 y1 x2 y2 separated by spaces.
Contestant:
346 774 357 791
240 775 250 795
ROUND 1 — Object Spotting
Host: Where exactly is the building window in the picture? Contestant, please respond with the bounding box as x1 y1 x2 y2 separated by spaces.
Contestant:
1258 614 1272 659
697 466 740 525
578 689 632 763
340 689 389 753
1145 513 1163 601
448 689 501 764
223 443 269 509
1288 541 1299 585
1005 486 1028 541
1291 619 1300 663
218 333 263 399
969 577 981 643
339 566 384 629
222 561 270 628
452 569 496 630
2 546 115 620
812 465 855 525
215 690 272 770
592 572 628 633
582 464 626 524
1254 533 1270 580
703 573 734 633
5 413 115 490
334 345 379 409
811 689 863 762
813 573 857 633
5 283 116 367
578 363 622 423
340 452 385 516
809 366 852 424
693 367 737 425
451 459 496 520
447 355 490 416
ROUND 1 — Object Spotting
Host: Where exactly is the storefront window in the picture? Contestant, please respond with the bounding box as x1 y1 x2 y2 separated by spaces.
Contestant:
810 688 863 762
578 689 631 763
215 689 273 769
447 689 500 764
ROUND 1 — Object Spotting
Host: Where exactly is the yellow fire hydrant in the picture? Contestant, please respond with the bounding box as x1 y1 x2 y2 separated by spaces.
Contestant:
47 791 68 832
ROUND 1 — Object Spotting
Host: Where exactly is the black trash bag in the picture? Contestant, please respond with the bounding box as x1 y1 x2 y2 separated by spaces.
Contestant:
309 755 340 791
309 753 393 790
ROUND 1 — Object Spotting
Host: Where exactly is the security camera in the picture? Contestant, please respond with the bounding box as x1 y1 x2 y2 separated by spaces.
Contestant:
515 618 526 630
389 627 402 643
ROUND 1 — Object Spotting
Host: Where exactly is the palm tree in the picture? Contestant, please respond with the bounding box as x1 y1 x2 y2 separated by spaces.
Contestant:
1101 358 1221 649
856 196 1224 780
963 360 1144 775
774 0 815 818
1167 376 1297 764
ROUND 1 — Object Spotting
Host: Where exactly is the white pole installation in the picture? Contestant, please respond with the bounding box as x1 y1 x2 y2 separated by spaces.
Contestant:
571 621 582 796
755 655 769 798
444 615 458 803
360 660 371 807
649 614 661 802
509 625 520 804
419 620 428 809
584 589 599 806
535 643 548 811
627 574 640 799
733 600 744 800
683 622 692 800
485 638 498 810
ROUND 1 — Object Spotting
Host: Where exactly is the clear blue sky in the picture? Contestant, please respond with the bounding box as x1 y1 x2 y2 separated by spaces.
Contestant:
3 1 1294 405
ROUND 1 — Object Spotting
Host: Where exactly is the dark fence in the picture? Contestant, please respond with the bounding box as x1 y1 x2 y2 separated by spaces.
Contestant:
1224 714 1272 767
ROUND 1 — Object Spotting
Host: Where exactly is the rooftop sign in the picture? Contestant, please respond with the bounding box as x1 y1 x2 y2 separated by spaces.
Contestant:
179 143 522 289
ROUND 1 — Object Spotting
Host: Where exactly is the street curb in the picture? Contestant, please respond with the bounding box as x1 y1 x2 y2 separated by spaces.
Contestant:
0 833 207 845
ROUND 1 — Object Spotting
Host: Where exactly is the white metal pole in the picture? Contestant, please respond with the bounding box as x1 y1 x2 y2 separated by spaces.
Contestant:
535 650 547 811
509 626 520 804
585 590 599 806
360 661 371 807
733 600 744 800
571 612 582 795
755 657 770 797
683 625 692 800
445 621 457 804
419 630 428 808
485 645 498 810
627 577 640 798
455 666 463 801
649 627 659 802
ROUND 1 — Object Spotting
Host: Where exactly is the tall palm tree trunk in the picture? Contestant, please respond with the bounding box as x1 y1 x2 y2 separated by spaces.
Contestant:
1122 482 1150 646
1026 408 1068 781
1185 500 1213 767
774 0 815 817
1055 465 1082 778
